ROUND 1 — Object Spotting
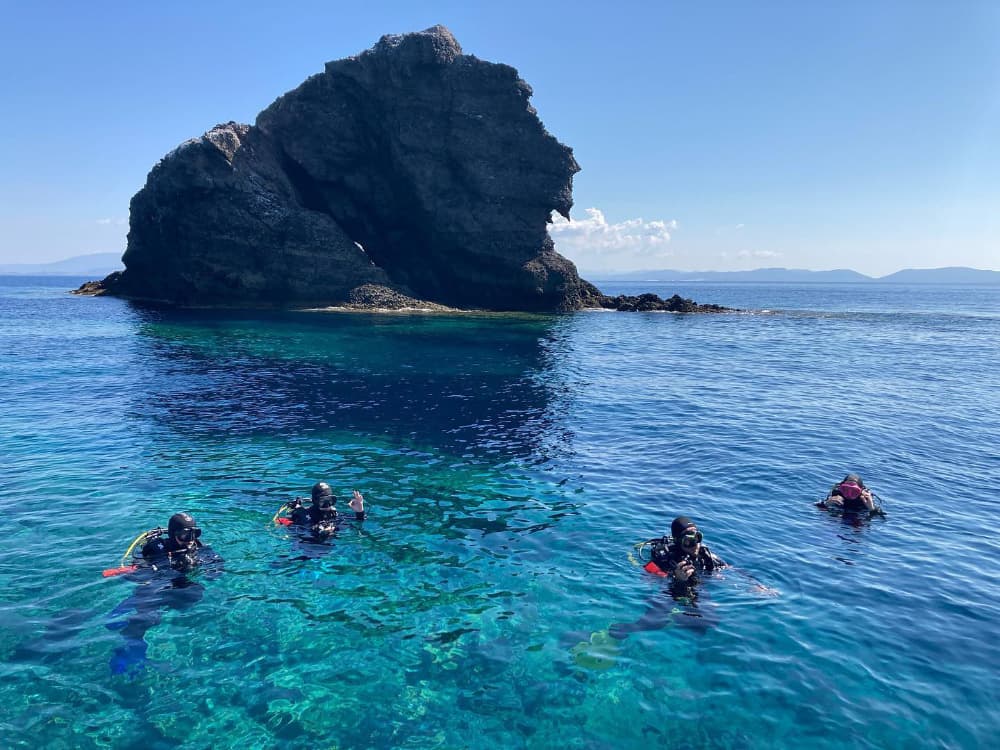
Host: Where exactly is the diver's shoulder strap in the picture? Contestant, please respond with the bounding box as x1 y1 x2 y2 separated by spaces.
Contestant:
122 527 165 564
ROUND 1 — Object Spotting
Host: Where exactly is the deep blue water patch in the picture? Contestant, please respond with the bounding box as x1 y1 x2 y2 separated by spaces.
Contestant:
1 276 998 748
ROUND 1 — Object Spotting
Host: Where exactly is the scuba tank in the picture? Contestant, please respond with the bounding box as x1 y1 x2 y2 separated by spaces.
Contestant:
273 498 305 526
101 527 166 577
629 536 674 577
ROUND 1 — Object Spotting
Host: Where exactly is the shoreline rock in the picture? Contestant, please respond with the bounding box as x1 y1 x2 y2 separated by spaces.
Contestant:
594 292 730 313
73 277 733 314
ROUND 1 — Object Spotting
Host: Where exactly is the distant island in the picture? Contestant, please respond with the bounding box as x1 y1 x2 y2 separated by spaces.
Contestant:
589 266 1000 285
0 252 124 276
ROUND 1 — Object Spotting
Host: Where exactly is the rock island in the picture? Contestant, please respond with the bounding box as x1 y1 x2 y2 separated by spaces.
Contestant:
78 26 725 314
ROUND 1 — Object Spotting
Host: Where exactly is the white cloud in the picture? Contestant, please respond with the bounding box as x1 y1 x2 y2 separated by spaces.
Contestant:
549 208 678 272
96 218 127 226
720 249 781 260
737 249 780 259
714 223 745 235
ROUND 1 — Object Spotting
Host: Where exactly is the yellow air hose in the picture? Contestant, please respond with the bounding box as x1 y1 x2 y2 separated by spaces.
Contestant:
627 540 654 568
121 528 162 566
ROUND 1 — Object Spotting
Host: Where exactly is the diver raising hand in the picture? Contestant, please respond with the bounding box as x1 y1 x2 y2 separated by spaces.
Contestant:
348 489 365 515
273 482 367 536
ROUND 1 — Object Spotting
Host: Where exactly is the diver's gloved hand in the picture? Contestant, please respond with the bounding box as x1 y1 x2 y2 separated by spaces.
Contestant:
171 548 199 572
110 638 148 676
349 490 365 514
673 559 696 582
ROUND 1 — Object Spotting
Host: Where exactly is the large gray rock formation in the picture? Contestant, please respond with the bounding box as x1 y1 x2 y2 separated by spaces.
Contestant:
84 26 605 311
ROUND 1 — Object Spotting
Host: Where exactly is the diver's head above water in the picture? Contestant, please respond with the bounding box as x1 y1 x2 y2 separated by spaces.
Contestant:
167 512 201 550
311 482 336 510
671 516 703 556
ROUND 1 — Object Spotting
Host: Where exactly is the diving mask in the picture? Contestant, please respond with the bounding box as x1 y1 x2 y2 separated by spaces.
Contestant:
679 529 703 548
174 527 201 543
838 482 863 501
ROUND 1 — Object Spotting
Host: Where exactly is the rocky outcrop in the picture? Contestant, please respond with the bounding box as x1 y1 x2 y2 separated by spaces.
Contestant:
596 293 729 313
81 25 607 312
343 284 454 311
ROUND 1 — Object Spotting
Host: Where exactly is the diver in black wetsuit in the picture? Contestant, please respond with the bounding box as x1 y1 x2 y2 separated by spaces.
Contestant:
645 516 726 587
138 512 220 570
609 516 727 639
107 512 223 675
273 483 367 563
281 482 366 537
820 473 877 513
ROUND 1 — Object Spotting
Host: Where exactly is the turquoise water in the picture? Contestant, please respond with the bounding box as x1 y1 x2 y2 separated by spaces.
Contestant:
1 276 998 749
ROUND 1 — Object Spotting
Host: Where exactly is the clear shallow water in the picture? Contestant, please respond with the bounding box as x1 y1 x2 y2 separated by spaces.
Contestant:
1 276 998 749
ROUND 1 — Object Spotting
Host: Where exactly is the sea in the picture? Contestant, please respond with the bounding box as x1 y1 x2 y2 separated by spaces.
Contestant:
1 275 998 749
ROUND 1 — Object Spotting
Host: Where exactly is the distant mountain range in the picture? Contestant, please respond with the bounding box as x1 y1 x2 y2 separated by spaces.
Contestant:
0 252 123 276
2 255 997 285
587 266 1000 284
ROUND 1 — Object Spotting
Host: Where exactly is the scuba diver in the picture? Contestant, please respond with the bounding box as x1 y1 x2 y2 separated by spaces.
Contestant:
105 512 223 676
609 516 727 640
273 482 367 562
819 474 880 513
275 482 366 536
640 516 727 584
572 516 775 668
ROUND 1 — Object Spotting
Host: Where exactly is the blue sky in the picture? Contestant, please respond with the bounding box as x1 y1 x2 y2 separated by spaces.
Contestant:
1 1 997 274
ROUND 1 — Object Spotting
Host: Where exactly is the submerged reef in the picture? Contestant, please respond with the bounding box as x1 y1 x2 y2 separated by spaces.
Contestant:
77 26 727 314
